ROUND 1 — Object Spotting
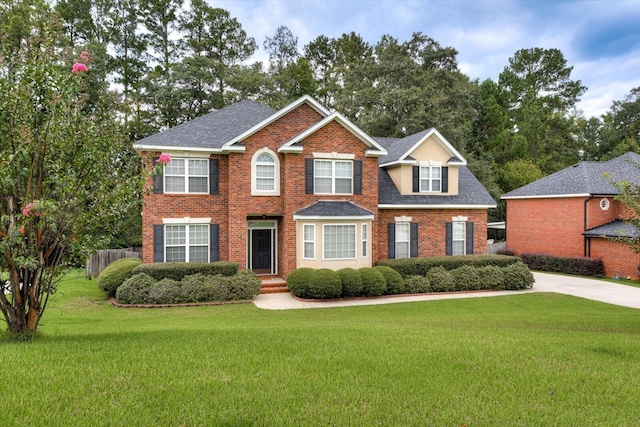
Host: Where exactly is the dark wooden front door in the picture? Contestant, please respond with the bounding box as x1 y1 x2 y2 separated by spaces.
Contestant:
251 230 272 274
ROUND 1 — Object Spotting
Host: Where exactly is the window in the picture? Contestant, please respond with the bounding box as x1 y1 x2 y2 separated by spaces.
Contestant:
420 165 441 192
164 158 208 193
165 224 209 262
452 222 466 256
362 224 367 258
315 160 352 194
252 149 280 195
600 198 610 211
323 224 356 260
395 222 410 259
303 224 315 259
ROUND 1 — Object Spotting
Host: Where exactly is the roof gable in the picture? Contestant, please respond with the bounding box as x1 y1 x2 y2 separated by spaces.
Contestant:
377 128 466 167
278 111 388 157
502 152 640 199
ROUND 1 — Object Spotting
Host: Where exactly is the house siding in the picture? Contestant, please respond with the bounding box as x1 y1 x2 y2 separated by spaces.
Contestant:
377 208 488 259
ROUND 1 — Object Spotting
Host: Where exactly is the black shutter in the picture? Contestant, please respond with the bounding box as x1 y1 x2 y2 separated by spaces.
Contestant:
412 166 419 192
305 158 314 194
153 225 164 262
445 222 452 256
442 167 448 193
210 224 219 262
354 160 362 195
410 223 419 258
388 223 396 259
466 222 474 255
209 159 219 195
153 157 163 194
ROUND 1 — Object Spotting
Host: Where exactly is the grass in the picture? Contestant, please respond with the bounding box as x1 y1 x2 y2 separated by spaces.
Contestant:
2 271 640 426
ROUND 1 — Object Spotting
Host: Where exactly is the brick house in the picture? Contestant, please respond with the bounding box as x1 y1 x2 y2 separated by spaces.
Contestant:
134 95 496 279
502 152 640 279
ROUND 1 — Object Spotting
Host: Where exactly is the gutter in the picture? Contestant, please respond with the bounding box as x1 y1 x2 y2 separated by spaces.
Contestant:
584 195 593 256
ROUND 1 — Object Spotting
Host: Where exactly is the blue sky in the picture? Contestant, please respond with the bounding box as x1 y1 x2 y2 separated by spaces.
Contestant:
213 0 640 118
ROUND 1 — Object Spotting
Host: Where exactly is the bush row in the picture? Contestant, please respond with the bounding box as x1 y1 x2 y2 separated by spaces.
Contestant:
375 255 522 278
132 261 239 281
115 270 261 305
520 253 604 277
97 258 142 297
287 262 534 300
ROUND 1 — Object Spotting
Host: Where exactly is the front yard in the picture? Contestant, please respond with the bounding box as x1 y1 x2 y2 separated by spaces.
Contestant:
2 271 640 425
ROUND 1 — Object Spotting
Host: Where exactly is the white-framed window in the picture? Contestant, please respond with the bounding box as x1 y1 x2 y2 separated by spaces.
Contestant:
164 158 208 193
165 224 209 262
251 148 280 195
314 160 352 194
323 224 356 260
362 224 368 258
420 165 441 192
303 224 315 259
395 222 410 259
452 222 466 256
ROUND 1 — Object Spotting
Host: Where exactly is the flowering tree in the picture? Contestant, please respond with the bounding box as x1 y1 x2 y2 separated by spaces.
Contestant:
0 7 141 338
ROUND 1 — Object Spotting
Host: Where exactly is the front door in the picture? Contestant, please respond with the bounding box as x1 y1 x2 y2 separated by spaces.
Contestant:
251 229 272 274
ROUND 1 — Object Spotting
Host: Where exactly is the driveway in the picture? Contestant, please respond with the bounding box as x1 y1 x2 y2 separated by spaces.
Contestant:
252 272 640 310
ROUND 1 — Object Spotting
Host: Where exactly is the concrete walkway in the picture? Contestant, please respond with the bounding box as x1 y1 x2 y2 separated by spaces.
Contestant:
252 272 640 310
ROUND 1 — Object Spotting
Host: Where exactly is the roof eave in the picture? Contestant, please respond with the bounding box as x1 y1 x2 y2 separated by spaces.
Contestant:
293 215 375 221
502 193 592 200
133 144 224 154
378 204 496 209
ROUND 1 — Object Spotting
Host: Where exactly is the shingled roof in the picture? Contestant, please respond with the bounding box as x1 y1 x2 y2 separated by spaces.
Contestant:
134 100 275 150
293 201 374 218
374 129 466 167
502 152 640 199
378 167 496 208
583 220 639 239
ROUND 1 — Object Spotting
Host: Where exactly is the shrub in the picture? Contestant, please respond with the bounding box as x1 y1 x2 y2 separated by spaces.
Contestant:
375 266 406 295
147 278 183 304
199 275 231 302
225 270 261 300
502 261 535 290
115 273 157 304
520 253 604 277
97 257 142 297
286 268 316 299
450 265 482 291
427 266 455 292
179 274 210 302
338 268 363 297
376 255 521 278
476 266 505 290
404 275 431 294
132 261 238 281
359 268 387 297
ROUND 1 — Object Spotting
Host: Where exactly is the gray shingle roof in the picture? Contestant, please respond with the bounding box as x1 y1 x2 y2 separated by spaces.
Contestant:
135 100 275 149
502 152 640 198
294 201 374 217
378 166 497 207
375 129 432 165
583 220 639 239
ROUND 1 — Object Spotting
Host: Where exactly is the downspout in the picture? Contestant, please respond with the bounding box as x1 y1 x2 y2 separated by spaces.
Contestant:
584 196 593 256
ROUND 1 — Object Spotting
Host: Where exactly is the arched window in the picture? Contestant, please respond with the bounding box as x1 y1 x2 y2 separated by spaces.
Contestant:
252 148 280 195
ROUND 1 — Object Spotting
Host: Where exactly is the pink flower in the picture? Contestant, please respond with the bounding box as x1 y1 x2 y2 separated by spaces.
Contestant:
22 203 36 217
72 63 88 73
80 51 90 62
158 153 171 164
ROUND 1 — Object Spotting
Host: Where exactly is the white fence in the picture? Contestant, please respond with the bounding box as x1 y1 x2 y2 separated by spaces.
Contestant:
487 241 507 254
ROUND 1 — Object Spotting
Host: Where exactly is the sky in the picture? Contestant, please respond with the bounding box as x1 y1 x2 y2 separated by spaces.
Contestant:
212 0 640 118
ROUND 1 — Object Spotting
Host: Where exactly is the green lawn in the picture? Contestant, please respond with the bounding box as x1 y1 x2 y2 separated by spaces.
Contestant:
2 271 640 426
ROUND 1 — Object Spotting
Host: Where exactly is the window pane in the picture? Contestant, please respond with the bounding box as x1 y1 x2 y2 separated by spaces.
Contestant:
396 223 410 241
188 177 208 193
166 176 185 192
431 167 441 179
396 242 409 259
335 161 352 177
453 222 466 240
452 241 465 256
188 159 208 176
165 158 184 175
256 178 274 190
304 242 314 259
257 153 274 163
189 246 208 263
335 178 352 194
166 226 185 245
324 225 355 259
420 167 429 179
304 225 314 240
315 161 332 177
256 164 275 178
189 225 208 245
166 246 185 262
315 177 332 193
432 179 441 192
362 224 367 257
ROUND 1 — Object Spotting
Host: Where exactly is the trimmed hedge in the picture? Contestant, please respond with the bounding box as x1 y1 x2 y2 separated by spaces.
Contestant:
520 253 604 277
502 262 535 290
359 268 387 297
98 258 142 297
449 265 482 291
427 266 455 292
404 275 431 293
114 269 260 305
375 266 406 295
287 268 342 300
338 268 363 297
376 255 521 278
132 261 238 281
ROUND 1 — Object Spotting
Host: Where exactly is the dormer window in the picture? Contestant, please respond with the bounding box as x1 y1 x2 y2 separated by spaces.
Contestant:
420 165 441 192
251 148 280 196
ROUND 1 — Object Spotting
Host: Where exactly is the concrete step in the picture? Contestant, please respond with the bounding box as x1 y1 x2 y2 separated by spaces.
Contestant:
260 277 289 294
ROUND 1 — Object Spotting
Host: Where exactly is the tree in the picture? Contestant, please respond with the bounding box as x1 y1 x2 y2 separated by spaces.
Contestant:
611 159 640 254
600 86 640 159
263 25 298 72
0 6 140 338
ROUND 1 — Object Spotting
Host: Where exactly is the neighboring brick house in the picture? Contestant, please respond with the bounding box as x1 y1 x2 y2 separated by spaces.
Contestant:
502 152 640 279
134 95 496 278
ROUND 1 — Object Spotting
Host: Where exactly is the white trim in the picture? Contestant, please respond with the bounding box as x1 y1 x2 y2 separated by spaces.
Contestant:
134 144 223 154
293 214 375 221
312 152 356 160
600 198 610 211
379 160 415 167
278 112 388 156
162 217 211 224
394 216 412 222
501 193 591 200
452 216 468 222
224 95 331 149
251 148 280 196
379 204 496 209
382 128 467 167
